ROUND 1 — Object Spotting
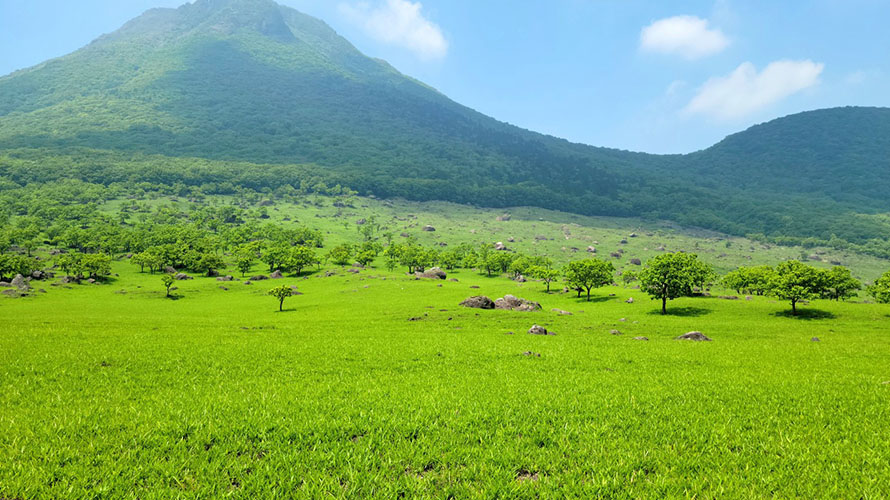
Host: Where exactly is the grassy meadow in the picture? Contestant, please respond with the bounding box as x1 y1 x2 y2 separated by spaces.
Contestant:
2 195 890 498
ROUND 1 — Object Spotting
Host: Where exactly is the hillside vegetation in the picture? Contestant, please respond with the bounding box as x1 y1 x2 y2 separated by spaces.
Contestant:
1 0 889 254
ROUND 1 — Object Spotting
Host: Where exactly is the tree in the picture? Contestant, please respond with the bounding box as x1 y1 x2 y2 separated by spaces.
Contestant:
867 270 890 304
639 253 713 314
768 260 827 316
195 253 226 277
268 285 294 312
288 246 317 275
326 244 353 266
162 273 175 298
621 270 638 287
529 265 560 292
236 252 254 277
723 265 775 295
564 259 615 301
823 266 861 301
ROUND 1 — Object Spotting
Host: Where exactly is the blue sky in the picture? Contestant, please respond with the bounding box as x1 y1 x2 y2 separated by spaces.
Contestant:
1 0 888 153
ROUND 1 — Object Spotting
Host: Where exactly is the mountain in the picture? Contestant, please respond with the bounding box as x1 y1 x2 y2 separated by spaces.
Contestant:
1 0 889 251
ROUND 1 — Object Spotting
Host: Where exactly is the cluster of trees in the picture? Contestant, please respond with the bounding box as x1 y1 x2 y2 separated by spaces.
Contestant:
0 253 37 282
724 261 864 314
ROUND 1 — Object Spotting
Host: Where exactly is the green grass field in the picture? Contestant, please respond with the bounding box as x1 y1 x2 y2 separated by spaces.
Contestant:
2 196 890 498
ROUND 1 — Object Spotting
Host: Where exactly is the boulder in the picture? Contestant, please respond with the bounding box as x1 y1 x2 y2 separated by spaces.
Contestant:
494 242 508 251
217 276 234 282
552 308 572 315
496 214 512 222
507 237 515 243
633 337 649 341
610 329 622 335
249 275 269 281
521 351 541 357
165 266 176 274
675 331 712 342
460 296 495 309
11 274 29 291
620 239 628 244
528 325 555 336
514 275 527 283
0 282 9 287
416 267 447 280
629 233 638 238
629 258 642 266
356 218 367 225
625 298 634 304
534 235 549 241
587 246 596 253
207 270 220 278
422 225 436 232
610 252 621 259
31 270 45 280
495 295 542 311
811 337 821 342
174 273 193 281
719 296 740 300
270 270 284 279
2 289 19 297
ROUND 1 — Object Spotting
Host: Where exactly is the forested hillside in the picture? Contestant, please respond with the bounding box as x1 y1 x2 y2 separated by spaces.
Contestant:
0 0 888 253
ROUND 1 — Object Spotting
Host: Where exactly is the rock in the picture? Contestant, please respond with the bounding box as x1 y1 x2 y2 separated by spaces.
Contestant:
521 351 541 357
656 246 666 251
258 199 274 207
165 266 176 274
610 252 621 259
249 275 269 281
745 296 753 301
460 296 495 309
400 233 410 238
422 225 436 232
507 237 515 243
675 331 712 342
217 276 234 282
207 270 220 278
534 235 549 241
719 296 740 300
174 273 193 281
356 218 367 225
470 285 480 289
449 278 459 282
587 246 596 253
496 214 512 222
625 298 634 304
31 270 45 280
2 289 19 297
514 275 527 283
629 233 638 238
629 258 642 266
633 337 649 341
244 281 253 286
620 239 628 244
552 308 572 315
416 267 447 280
11 274 29 291
528 325 554 336
219 286 229 291
610 329 622 335
0 282 9 287
495 295 542 311
87 278 97 284
270 270 284 279
808 255 822 262
494 242 508 251
811 337 820 342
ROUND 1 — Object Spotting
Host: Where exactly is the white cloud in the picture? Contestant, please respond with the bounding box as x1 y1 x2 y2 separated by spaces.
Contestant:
684 60 824 120
640 15 729 60
339 0 448 61
844 70 867 85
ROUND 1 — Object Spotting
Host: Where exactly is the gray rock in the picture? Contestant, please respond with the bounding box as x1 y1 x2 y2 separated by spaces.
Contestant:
249 275 269 281
587 246 596 253
416 267 447 280
270 270 284 279
495 295 541 311
217 276 234 282
610 329 622 335
174 273 193 281
422 225 436 232
633 336 649 341
625 298 634 304
528 325 554 336
165 266 176 274
552 308 572 315
629 258 642 266
811 337 820 342
494 242 508 251
11 274 29 291
675 331 712 341
460 296 495 309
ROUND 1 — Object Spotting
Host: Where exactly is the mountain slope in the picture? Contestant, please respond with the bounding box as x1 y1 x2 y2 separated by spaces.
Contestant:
1 0 889 249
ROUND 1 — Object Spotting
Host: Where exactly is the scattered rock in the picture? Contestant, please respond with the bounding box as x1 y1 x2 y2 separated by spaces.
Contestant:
675 331 712 342
244 281 253 286
610 252 621 259
270 270 284 279
534 235 548 241
494 242 508 251
496 214 512 222
587 246 596 253
174 273 193 281
507 237 515 243
629 258 642 266
460 296 496 309
528 325 555 336
165 266 176 274
2 289 19 297
356 218 366 225
470 285 480 289
514 275 527 283
31 270 45 280
745 296 753 301
522 351 541 357
416 267 447 280
324 271 337 277
0 282 9 287
625 298 634 304
633 336 649 341
610 330 622 335
219 286 229 291
11 274 29 291
495 295 542 311
552 308 572 315
811 337 820 342
629 233 638 238
719 296 740 300
249 275 269 281
422 225 436 232
620 239 628 244
217 276 234 282
449 278 459 282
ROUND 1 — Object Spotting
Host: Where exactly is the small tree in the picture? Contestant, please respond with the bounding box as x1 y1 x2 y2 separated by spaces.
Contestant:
621 270 638 287
564 259 614 301
639 253 713 314
823 266 861 301
236 253 254 277
327 244 353 266
768 260 827 316
162 273 175 298
530 265 560 292
867 270 890 304
268 285 294 312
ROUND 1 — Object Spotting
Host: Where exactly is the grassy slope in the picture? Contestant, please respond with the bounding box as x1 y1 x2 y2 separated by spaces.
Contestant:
2 196 890 498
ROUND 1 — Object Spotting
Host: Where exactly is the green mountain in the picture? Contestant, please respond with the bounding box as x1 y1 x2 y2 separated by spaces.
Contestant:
1 0 889 251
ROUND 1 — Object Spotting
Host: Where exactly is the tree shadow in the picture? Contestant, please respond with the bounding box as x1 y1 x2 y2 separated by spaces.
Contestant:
165 294 182 301
771 309 836 320
275 309 297 313
572 295 617 304
647 307 712 317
